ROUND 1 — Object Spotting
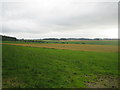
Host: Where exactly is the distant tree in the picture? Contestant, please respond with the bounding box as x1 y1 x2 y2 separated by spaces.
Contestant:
60 38 67 40
43 38 59 40
1 35 18 41
94 38 101 40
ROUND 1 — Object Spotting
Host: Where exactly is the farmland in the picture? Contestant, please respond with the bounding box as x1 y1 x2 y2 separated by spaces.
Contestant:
1 43 118 52
2 40 119 88
2 40 119 45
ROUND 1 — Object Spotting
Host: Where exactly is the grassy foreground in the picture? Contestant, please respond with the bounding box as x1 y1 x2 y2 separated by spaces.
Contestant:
2 45 119 88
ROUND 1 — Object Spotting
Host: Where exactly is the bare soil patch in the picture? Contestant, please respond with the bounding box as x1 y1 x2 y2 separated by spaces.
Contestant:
86 75 120 88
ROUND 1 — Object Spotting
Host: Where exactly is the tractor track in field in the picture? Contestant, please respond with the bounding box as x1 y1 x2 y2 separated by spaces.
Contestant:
1 43 118 52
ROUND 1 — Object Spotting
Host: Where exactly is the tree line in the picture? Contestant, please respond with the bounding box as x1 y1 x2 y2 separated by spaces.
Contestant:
1 35 18 41
0 35 118 41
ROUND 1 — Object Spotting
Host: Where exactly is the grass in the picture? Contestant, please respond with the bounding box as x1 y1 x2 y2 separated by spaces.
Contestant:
43 40 119 46
2 45 119 88
65 40 119 46
2 40 119 46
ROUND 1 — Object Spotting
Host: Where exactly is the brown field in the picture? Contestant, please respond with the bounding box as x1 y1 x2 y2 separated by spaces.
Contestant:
59 40 116 41
1 43 118 52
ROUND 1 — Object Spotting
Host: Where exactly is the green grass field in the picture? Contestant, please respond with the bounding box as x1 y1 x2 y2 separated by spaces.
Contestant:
2 44 119 88
43 40 119 46
2 40 119 46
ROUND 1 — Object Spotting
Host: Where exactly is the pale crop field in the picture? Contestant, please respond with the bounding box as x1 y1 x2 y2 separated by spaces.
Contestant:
1 43 118 52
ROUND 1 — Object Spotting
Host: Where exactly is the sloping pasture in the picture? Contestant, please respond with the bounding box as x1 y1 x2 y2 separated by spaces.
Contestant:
2 44 119 88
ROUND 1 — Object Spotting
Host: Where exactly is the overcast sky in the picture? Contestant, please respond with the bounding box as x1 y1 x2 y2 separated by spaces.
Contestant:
0 0 119 39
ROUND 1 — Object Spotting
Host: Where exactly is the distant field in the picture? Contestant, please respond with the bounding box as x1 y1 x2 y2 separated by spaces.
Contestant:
44 40 119 46
2 40 119 46
2 45 119 88
1 43 118 52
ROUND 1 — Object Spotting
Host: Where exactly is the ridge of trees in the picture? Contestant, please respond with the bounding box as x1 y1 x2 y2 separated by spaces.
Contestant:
0 35 118 41
0 35 18 41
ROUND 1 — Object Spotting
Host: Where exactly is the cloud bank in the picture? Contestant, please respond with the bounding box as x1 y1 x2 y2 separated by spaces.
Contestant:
0 0 118 39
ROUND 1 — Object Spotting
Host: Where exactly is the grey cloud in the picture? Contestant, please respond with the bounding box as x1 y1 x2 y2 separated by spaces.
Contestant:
1 0 118 38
